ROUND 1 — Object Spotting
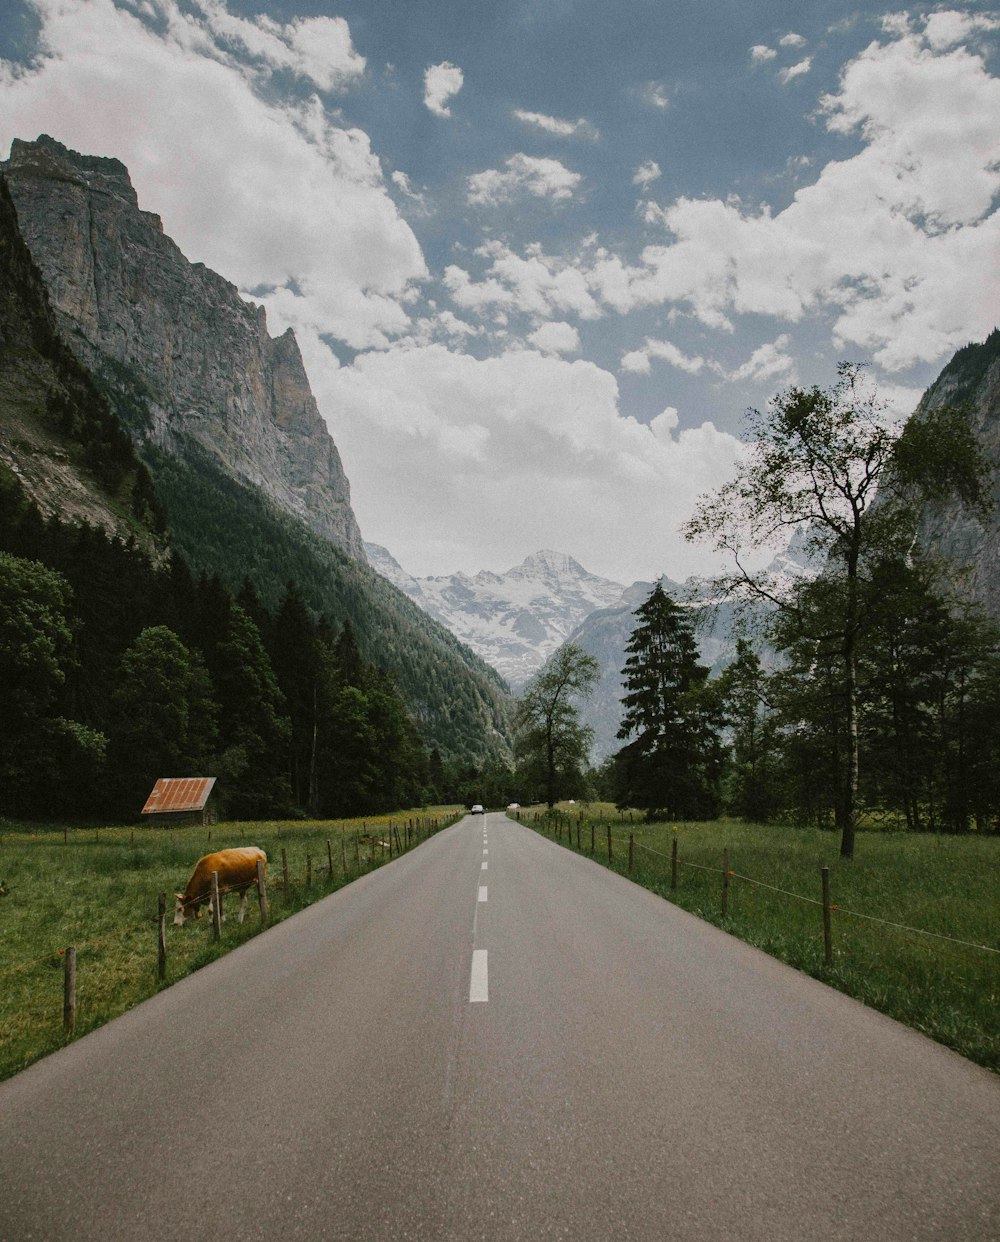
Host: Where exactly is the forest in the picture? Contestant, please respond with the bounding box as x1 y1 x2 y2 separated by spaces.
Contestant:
0 467 485 821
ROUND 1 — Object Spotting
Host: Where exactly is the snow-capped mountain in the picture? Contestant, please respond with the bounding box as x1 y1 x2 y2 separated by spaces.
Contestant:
366 545 625 689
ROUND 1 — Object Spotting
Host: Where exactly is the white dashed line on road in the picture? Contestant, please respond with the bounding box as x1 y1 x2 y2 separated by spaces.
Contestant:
469 950 488 1002
479 886 487 902
481 861 487 870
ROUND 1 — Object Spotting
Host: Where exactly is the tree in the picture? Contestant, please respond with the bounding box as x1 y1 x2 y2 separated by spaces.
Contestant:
107 625 218 812
714 639 778 821
514 644 598 809
613 583 724 820
684 365 988 858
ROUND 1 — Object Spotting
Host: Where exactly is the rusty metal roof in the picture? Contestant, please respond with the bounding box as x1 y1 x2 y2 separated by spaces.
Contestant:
141 777 217 815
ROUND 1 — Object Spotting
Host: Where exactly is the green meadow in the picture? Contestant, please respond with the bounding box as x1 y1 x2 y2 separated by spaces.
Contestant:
525 806 1000 1073
0 809 462 1083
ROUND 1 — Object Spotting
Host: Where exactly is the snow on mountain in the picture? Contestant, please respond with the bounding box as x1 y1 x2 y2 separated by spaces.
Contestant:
366 545 624 689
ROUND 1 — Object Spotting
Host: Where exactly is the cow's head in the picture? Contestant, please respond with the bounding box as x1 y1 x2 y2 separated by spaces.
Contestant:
173 894 187 926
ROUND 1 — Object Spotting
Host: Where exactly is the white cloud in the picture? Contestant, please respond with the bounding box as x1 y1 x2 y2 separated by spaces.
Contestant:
750 45 777 65
308 342 744 581
513 109 598 139
633 159 662 187
444 241 602 321
639 80 671 108
922 10 1000 50
527 321 581 355
779 32 807 48
423 60 463 117
723 334 796 384
0 0 425 351
573 21 1000 370
621 338 706 375
778 57 812 83
184 2 366 91
467 153 582 205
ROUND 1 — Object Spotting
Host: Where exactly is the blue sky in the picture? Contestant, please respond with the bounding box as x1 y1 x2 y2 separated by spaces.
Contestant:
1 1 998 582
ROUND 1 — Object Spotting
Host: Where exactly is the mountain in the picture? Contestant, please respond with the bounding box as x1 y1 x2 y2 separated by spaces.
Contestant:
0 136 511 764
2 135 365 563
909 329 1000 618
0 176 163 550
366 545 625 690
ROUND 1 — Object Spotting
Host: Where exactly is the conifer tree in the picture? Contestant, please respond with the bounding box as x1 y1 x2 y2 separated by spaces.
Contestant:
613 583 723 820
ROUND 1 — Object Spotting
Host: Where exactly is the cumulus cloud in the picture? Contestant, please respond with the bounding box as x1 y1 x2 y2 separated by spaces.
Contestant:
750 45 777 65
513 109 598 139
923 11 1000 49
467 153 581 205
444 241 602 320
423 60 463 117
527 321 581 355
633 159 662 187
778 57 812 83
183 1 366 90
306 342 743 581
621 338 706 375
779 32 807 48
579 20 1000 370
0 0 425 350
723 335 796 384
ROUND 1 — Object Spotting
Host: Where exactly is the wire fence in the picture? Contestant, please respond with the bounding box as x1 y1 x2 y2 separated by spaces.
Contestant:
0 813 461 1063
520 809 1000 960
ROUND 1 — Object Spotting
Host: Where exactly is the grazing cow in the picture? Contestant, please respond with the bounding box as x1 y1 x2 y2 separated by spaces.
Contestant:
174 847 266 926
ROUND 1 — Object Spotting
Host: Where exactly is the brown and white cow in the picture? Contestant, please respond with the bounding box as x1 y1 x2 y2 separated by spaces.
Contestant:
174 847 267 926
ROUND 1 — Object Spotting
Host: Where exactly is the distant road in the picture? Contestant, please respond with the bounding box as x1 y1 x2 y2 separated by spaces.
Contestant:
1 813 997 1241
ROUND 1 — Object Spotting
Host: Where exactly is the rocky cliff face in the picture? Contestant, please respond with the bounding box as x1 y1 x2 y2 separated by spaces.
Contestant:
0 174 159 544
2 135 366 562
366 545 626 689
910 330 1000 618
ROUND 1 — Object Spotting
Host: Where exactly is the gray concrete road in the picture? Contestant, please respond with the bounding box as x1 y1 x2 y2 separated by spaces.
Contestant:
1 812 997 1241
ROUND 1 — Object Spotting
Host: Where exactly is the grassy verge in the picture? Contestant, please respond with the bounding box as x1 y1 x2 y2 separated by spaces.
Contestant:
0 808 462 1083
519 806 1000 1072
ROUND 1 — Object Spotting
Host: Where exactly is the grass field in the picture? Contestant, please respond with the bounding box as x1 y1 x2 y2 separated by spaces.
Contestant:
522 805 1000 1072
0 808 462 1083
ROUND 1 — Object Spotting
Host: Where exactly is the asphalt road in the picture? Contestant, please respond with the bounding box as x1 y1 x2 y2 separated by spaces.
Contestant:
1 813 997 1241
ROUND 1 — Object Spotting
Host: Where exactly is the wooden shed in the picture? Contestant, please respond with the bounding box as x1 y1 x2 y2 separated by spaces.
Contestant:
141 777 218 826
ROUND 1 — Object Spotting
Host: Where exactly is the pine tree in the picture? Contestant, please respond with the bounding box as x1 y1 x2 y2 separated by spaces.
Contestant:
614 583 723 820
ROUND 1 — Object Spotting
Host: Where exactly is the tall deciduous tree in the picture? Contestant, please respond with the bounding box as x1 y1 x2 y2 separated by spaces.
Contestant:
684 365 988 858
514 643 598 809
613 584 723 820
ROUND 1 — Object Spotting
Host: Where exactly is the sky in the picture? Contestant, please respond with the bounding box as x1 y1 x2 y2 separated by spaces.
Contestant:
1 1 998 584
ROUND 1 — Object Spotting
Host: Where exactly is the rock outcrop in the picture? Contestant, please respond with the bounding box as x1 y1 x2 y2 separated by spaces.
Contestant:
2 135 366 562
909 330 1000 618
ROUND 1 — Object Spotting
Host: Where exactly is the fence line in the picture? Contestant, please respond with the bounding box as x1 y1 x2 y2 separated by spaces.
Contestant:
527 812 999 958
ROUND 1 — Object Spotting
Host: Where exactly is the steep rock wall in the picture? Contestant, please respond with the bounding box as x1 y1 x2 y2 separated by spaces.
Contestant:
2 135 366 562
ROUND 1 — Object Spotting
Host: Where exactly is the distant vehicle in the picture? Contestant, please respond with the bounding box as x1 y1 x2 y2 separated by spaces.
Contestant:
507 802 520 811
471 804 485 814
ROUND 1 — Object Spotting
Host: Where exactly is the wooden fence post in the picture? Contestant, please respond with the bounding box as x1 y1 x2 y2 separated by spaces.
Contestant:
628 832 634 873
721 849 730 919
211 871 221 940
607 826 613 864
576 819 581 849
282 848 290 903
671 836 678 890
157 893 167 981
306 853 312 888
63 946 76 1034
257 858 269 922
354 831 361 867
821 866 833 966
341 831 349 880
326 839 334 883
591 821 595 855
